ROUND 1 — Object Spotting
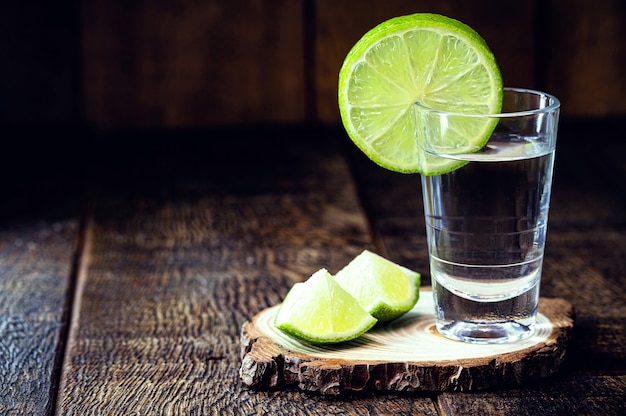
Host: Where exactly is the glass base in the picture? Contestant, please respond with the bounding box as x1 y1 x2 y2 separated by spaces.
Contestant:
436 320 535 344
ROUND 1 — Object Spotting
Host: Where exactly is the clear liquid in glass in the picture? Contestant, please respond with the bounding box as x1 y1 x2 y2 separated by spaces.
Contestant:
421 135 555 343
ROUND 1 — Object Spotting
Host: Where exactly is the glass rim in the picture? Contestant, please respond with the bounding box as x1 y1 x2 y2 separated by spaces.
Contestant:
414 87 561 118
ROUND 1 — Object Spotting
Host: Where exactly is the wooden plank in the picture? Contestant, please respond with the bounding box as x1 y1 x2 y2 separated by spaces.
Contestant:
544 0 626 117
314 0 536 123
79 0 626 128
82 0 306 128
437 373 626 416
55 129 438 414
0 212 80 415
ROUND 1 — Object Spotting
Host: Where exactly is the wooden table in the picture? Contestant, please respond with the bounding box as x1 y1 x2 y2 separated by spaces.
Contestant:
1 121 625 415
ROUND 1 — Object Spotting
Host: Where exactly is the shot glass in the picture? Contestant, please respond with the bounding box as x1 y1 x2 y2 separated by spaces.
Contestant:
415 88 560 343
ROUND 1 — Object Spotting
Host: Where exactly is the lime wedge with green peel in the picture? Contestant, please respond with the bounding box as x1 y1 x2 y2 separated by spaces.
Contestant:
333 250 420 322
338 13 503 175
274 268 378 344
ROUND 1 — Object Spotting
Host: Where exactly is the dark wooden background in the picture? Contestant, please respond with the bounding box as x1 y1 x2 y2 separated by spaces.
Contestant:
2 0 625 130
1 1 625 414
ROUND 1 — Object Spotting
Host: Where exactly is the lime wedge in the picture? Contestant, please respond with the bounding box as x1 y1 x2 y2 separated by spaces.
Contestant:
333 250 420 322
274 269 378 344
338 13 503 175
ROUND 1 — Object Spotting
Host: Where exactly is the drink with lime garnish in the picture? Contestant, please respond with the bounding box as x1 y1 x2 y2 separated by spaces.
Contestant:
338 13 560 344
417 88 560 343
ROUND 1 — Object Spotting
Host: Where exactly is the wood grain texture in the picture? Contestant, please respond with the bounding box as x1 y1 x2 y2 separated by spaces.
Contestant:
544 0 626 117
436 372 626 416
240 293 574 394
55 131 439 414
0 120 622 414
4 1 626 128
0 217 79 416
82 0 306 128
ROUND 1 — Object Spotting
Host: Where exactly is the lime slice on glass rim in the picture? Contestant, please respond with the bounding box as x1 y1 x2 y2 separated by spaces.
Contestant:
334 250 420 323
274 269 378 344
338 13 503 175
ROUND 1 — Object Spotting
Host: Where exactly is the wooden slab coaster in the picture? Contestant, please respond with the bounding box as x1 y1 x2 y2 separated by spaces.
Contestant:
240 289 575 395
